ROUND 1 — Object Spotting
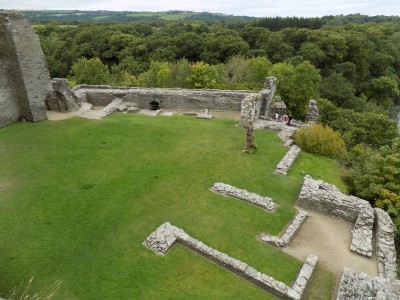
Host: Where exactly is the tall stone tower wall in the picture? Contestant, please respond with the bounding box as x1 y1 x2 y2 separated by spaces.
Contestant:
0 12 51 128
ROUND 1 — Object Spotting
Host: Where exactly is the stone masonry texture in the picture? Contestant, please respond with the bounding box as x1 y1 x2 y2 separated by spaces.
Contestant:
210 182 277 211
71 85 258 111
0 12 51 128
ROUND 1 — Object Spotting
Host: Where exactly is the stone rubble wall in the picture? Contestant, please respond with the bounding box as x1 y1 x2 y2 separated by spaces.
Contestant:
375 208 398 279
291 254 318 298
336 268 400 300
240 94 262 126
275 145 301 176
297 175 370 223
144 222 318 300
299 176 399 298
259 210 309 247
254 120 299 146
50 78 80 112
305 100 318 124
350 206 374 257
0 12 51 128
278 128 297 146
260 77 277 118
71 85 258 112
70 98 123 120
210 182 277 211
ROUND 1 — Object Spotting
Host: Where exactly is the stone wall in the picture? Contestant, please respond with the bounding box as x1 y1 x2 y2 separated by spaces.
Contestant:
144 222 318 300
210 182 277 211
375 208 398 279
70 77 277 127
299 175 399 298
297 175 370 223
260 76 277 117
275 145 301 176
336 268 400 299
239 94 262 126
47 78 79 112
0 12 51 128
71 85 258 112
259 210 309 248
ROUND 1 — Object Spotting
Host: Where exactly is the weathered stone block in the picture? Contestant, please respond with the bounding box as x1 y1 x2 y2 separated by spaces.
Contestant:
0 12 51 128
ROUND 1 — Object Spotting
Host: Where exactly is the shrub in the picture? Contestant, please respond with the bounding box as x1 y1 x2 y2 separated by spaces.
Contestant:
294 123 347 159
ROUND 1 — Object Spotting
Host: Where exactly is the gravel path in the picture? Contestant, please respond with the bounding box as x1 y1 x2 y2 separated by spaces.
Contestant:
283 208 378 277
46 110 74 121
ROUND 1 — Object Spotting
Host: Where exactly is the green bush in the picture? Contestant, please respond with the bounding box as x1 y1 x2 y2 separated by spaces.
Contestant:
294 123 347 159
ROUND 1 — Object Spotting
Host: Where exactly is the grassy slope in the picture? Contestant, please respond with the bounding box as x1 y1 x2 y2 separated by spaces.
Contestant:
0 114 341 299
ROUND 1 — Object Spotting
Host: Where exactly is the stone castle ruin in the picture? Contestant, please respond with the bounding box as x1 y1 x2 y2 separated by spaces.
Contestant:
1 12 399 300
0 13 281 129
0 12 51 128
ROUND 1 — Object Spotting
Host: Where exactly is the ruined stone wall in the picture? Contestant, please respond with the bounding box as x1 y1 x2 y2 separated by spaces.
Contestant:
72 85 258 111
0 12 51 128
297 175 370 223
0 13 23 127
239 94 262 126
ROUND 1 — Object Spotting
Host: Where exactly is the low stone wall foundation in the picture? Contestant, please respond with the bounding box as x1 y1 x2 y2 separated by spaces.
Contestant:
350 206 374 257
275 145 301 176
210 182 277 211
375 208 398 279
144 222 318 300
259 210 309 248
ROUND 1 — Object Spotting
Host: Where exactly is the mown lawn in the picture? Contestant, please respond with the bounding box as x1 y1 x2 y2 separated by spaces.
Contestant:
0 114 341 299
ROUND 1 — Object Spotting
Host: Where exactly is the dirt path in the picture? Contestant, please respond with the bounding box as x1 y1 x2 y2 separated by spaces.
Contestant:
46 111 74 121
163 109 241 121
46 109 241 121
283 208 378 277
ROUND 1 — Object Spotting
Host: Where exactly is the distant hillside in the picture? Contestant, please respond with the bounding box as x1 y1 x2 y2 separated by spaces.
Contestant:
18 10 255 23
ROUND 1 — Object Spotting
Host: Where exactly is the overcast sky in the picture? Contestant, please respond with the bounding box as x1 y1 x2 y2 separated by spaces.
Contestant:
1 0 399 17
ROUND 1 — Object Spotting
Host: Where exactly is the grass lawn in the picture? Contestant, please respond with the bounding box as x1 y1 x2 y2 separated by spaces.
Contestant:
126 12 197 21
0 114 342 299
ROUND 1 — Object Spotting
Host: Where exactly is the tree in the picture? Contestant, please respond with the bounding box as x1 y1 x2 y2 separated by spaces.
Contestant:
318 99 399 149
170 58 192 88
298 42 326 66
200 29 250 64
365 76 400 110
343 138 400 202
222 55 250 89
319 72 365 111
137 61 161 87
156 62 173 88
260 32 294 63
189 62 219 89
174 32 202 61
68 57 110 85
269 61 320 119
246 56 272 88
239 26 271 49
309 30 348 65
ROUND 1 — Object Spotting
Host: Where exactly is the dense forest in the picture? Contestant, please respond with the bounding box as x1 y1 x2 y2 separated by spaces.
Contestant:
34 13 400 249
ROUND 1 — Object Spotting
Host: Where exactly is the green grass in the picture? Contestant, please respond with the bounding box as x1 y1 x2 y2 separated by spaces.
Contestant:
126 12 197 21
0 114 342 299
